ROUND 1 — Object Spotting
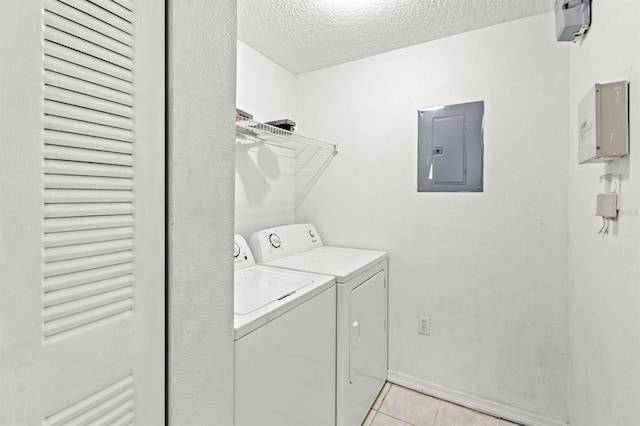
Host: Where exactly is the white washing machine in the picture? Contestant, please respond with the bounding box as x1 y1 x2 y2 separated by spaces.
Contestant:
233 235 336 426
249 224 388 426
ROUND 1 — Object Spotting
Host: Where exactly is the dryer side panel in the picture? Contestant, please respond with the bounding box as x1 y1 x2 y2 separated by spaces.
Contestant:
345 270 388 425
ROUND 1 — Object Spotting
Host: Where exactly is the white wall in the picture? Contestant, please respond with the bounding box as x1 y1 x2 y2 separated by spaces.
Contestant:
235 41 297 238
567 2 640 425
168 1 236 424
237 41 296 122
295 14 569 424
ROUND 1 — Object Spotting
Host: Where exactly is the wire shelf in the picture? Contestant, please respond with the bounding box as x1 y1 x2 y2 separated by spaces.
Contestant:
236 117 338 204
236 118 337 153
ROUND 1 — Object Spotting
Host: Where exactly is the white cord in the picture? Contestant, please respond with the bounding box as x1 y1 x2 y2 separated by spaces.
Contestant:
598 217 606 235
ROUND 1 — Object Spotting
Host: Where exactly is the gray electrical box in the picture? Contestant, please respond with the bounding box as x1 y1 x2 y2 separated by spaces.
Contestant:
418 101 484 193
555 0 591 42
578 81 630 164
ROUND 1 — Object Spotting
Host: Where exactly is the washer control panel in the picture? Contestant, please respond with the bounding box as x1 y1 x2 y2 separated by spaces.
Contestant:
234 235 256 271
249 223 323 263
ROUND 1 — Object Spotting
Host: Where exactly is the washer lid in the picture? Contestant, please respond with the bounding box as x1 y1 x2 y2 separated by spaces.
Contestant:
267 246 387 283
233 265 335 340
234 268 314 315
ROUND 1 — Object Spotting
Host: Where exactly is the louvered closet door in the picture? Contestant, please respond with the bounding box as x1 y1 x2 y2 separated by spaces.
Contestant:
0 1 164 424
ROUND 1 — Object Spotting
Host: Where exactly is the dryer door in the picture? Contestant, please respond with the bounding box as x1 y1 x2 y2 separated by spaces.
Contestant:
349 270 387 385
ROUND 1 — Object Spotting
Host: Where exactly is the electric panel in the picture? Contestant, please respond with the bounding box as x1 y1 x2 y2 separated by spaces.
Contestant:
418 101 484 192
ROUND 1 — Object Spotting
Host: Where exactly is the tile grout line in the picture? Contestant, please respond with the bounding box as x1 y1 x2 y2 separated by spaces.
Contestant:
374 383 519 426
368 409 377 425
376 410 417 426
432 400 440 426
375 384 417 426
377 383 391 408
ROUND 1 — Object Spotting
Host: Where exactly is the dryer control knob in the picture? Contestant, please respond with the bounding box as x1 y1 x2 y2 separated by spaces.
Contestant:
234 242 241 258
268 233 282 248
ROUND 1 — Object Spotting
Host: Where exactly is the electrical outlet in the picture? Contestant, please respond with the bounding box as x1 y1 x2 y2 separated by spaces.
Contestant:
418 316 431 336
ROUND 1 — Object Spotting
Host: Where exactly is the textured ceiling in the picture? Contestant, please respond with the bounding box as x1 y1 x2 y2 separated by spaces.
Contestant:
238 0 554 74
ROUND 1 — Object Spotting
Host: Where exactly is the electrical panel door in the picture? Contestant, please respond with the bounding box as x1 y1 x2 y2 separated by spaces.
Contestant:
418 101 484 192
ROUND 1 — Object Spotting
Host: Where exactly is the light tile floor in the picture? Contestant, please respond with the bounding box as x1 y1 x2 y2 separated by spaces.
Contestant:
363 383 522 426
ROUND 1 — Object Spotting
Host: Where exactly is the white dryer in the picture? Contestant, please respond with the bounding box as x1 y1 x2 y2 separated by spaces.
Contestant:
250 224 388 426
233 235 336 426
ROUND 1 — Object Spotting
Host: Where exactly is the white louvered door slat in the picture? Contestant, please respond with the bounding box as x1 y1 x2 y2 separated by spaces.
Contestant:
43 65 134 101
57 0 134 34
43 11 135 59
44 131 135 154
44 145 134 166
44 160 134 178
43 0 134 46
44 42 134 82
44 115 135 142
43 56 135 96
44 227 135 247
44 86 135 119
44 275 134 306
44 175 135 191
112 0 135 13
44 101 135 131
43 263 135 292
44 216 135 233
0 1 164 424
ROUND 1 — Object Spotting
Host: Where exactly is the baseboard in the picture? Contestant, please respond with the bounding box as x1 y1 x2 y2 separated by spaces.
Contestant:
387 370 567 426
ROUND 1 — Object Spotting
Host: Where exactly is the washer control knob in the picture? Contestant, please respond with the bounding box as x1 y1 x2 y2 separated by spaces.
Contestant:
233 242 241 258
308 229 315 238
268 233 281 248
